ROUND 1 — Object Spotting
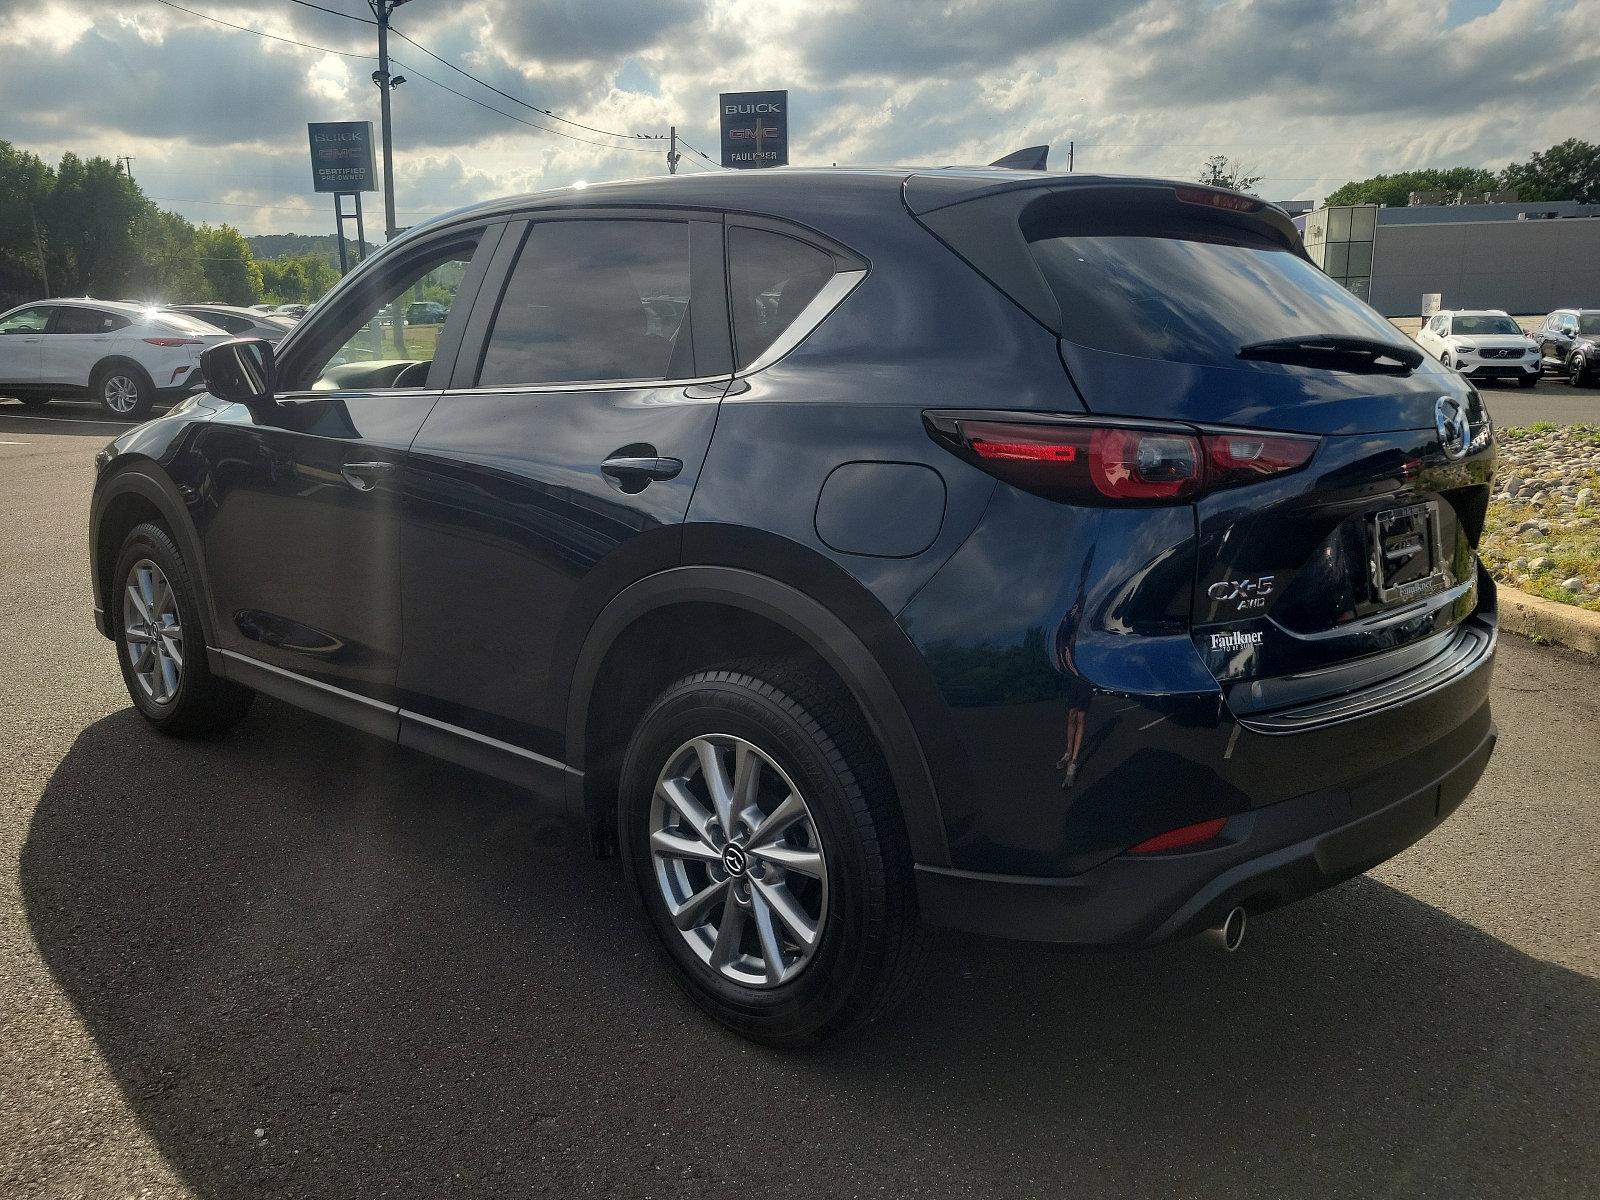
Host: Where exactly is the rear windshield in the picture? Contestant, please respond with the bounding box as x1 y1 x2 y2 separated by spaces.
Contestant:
1024 202 1401 370
1581 315 1600 335
1451 314 1522 336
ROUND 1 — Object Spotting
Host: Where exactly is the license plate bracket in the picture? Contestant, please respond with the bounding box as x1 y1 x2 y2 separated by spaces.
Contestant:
1369 501 1444 604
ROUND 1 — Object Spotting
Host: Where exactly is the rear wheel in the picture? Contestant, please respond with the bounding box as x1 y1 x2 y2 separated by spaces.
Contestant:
95 364 153 419
112 522 253 736
1570 353 1592 388
619 660 926 1045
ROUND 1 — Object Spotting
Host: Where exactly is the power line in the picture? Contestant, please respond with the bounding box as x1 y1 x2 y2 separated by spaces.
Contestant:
283 0 374 23
150 0 373 59
387 24 662 145
677 138 725 169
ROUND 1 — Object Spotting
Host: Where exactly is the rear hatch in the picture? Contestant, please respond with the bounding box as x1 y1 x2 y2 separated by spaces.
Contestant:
909 175 1496 706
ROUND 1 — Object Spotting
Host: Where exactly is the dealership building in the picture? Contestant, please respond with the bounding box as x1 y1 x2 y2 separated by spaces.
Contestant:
1293 199 1600 317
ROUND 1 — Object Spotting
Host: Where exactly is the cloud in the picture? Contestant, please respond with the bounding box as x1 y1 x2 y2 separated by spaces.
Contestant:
0 0 1594 235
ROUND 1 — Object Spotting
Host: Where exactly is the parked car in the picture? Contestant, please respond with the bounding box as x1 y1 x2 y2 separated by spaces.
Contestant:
88 171 1498 1043
405 300 449 324
273 303 309 320
248 303 278 314
0 298 231 417
163 303 295 344
1531 308 1600 387
1415 309 1540 387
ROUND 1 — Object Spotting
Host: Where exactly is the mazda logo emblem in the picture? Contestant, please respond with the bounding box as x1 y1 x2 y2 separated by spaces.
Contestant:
1436 396 1471 460
721 844 748 877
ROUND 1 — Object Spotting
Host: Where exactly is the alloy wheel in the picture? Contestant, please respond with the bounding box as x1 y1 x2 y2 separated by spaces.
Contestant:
649 734 829 988
1572 355 1586 387
103 373 140 414
122 558 183 704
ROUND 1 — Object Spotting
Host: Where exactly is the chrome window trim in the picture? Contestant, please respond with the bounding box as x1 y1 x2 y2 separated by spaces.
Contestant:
738 268 867 376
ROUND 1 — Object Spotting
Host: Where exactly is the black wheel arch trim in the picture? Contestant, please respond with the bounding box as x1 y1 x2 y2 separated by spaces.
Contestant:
90 461 220 649
563 563 954 867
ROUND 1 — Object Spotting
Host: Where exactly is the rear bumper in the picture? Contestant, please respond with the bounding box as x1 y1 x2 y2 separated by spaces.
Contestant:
916 706 1496 945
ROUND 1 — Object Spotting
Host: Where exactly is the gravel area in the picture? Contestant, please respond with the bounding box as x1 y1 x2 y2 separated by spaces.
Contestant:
1481 423 1600 611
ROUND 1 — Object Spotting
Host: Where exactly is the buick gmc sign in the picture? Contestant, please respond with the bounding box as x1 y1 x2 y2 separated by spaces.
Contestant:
719 90 788 169
308 121 377 193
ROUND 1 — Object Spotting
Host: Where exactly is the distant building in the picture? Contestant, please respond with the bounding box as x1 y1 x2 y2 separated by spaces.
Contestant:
1300 200 1600 316
1271 199 1315 217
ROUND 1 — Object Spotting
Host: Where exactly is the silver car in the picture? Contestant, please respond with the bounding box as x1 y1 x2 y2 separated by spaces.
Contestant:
164 304 296 344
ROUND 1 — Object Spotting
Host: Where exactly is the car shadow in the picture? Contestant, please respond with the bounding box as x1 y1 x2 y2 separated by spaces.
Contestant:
0 399 162 435
22 701 1598 1199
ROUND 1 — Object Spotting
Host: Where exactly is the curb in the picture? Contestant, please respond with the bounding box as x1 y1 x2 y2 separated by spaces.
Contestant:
1497 585 1600 657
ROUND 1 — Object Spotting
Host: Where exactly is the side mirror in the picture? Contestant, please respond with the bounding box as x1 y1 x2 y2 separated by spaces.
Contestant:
201 338 276 406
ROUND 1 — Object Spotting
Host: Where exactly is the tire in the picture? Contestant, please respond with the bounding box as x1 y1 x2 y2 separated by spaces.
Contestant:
1570 354 1592 388
1442 355 1455 371
619 659 927 1045
14 394 50 409
111 521 254 736
94 363 154 419
1518 373 1539 389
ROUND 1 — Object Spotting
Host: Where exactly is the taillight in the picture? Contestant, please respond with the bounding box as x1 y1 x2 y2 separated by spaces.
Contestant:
1126 816 1228 854
143 337 204 347
928 415 1316 504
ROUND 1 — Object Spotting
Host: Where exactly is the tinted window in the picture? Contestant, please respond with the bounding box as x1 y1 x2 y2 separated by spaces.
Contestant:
1579 315 1600 335
1450 314 1521 336
0 306 53 334
479 220 692 387
1023 201 1401 369
51 306 121 334
728 226 835 369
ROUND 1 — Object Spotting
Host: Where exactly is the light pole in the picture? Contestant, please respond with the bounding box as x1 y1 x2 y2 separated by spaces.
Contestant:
370 0 411 242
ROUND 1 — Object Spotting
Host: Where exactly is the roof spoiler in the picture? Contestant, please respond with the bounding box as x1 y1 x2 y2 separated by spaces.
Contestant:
988 145 1049 171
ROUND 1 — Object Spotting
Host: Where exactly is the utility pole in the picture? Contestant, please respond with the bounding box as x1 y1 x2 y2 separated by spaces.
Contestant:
30 210 49 297
370 0 411 242
1068 141 1074 172
667 126 681 175
119 156 135 183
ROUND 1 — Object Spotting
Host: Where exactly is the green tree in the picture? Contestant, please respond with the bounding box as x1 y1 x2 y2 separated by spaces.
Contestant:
1498 139 1600 204
195 224 263 305
0 141 55 304
46 153 146 296
1198 155 1263 195
1323 167 1498 208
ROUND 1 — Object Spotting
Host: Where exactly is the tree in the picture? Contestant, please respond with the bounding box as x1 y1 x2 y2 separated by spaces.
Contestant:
195 224 263 305
1198 155 1263 195
46 153 147 297
1498 139 1600 204
0 141 55 306
1323 167 1498 208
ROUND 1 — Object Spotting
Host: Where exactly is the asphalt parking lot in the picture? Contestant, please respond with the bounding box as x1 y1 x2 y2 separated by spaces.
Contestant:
0 408 1596 1199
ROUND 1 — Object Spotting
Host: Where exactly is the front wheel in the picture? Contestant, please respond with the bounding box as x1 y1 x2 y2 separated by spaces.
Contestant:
1570 354 1592 388
1518 372 1539 389
95 365 153 419
112 522 253 735
619 660 926 1045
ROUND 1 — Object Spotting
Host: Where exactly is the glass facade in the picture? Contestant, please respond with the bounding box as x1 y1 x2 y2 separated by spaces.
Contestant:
1303 203 1376 302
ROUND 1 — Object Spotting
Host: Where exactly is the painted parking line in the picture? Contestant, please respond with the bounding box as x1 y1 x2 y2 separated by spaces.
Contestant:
0 439 31 445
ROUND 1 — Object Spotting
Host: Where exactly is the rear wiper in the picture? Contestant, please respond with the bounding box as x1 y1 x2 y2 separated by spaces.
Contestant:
1237 335 1423 374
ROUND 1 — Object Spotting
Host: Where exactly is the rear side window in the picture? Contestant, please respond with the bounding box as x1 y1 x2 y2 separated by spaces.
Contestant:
728 226 835 369
478 219 693 387
52 306 125 334
1021 192 1401 370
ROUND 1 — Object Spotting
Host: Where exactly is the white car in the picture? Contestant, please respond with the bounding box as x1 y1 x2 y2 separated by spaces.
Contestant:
1415 309 1541 388
0 299 232 417
163 303 296 344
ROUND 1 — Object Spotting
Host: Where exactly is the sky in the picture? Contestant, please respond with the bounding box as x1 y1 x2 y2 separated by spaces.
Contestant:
0 0 1594 237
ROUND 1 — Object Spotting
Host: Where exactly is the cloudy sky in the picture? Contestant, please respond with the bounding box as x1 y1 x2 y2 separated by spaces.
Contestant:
0 0 1594 236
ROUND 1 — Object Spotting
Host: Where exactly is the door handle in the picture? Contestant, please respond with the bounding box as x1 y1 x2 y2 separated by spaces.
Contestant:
340 460 395 492
601 455 682 483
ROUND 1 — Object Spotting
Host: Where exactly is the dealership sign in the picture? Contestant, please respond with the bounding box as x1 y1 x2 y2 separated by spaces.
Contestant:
308 121 377 193
719 90 788 169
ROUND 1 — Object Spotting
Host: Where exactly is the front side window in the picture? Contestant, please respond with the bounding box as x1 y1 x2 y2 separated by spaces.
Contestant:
727 226 835 369
285 235 480 392
477 219 693 387
0 306 53 334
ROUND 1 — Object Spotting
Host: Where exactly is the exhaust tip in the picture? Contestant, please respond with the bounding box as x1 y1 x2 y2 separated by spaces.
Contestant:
1202 906 1247 953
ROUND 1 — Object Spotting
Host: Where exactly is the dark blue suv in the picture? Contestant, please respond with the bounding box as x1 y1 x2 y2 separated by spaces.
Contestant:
89 169 1498 1043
